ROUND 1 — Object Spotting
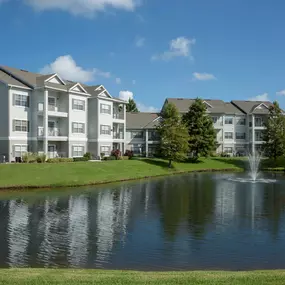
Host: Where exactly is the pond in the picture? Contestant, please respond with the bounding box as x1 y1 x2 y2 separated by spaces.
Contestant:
0 172 285 270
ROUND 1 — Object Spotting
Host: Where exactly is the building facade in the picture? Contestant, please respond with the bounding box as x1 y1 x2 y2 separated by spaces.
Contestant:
0 66 126 162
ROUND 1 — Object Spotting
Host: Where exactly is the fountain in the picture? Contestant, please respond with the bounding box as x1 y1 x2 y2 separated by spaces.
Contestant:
247 152 262 181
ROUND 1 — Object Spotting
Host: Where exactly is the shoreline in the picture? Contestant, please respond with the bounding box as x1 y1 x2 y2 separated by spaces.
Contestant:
0 167 240 191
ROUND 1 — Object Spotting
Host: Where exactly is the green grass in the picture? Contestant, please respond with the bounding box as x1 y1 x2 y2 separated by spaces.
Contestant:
0 269 285 285
0 158 242 189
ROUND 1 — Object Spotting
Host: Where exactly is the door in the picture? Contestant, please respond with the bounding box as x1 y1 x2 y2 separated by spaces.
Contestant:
48 145 56 158
48 121 57 136
48 97 56 111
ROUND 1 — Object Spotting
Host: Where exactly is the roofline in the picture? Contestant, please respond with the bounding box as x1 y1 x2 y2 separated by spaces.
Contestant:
45 74 66 85
68 82 89 94
230 101 247 114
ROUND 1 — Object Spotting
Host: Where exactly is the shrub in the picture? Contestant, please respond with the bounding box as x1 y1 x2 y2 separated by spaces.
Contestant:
100 152 105 159
83 152 92 161
36 154 46 163
124 150 134 159
46 158 60 163
47 158 73 163
120 156 129 160
220 152 230 158
103 156 116 161
22 152 37 163
73 157 88 162
111 149 121 160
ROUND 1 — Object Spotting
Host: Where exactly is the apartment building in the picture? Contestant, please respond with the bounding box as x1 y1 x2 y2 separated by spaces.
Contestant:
126 112 160 157
163 98 277 155
0 65 126 162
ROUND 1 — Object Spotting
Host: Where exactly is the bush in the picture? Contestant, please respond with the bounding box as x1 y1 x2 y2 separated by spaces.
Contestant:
73 157 88 162
83 152 92 161
100 152 105 159
111 149 121 160
124 150 134 159
22 152 37 163
119 156 129 160
220 152 230 158
36 154 46 163
103 156 116 161
47 158 73 163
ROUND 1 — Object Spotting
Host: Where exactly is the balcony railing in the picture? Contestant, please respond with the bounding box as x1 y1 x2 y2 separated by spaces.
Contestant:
38 103 67 113
148 136 160 141
113 113 124 120
113 132 124 139
38 127 63 137
213 121 223 126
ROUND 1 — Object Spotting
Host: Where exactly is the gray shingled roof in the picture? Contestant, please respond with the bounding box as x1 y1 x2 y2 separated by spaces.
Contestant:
0 70 31 88
166 98 244 115
126 112 160 129
231 100 275 114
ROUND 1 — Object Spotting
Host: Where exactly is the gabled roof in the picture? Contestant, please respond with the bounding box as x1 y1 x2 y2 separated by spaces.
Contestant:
231 100 275 114
165 98 244 115
126 112 160 129
0 70 31 89
67 82 88 94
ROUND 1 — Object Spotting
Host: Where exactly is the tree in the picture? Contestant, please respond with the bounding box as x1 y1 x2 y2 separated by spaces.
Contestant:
263 101 285 161
183 98 216 161
157 103 189 168
126 98 139 112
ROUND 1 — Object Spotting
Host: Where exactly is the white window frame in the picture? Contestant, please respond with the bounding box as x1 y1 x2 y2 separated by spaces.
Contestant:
100 145 111 155
13 144 28 158
100 125 111 135
72 99 85 111
100 103 111 115
13 119 29 132
13 94 29 107
72 145 85 157
225 116 233 125
225 132 233 140
72 122 85 134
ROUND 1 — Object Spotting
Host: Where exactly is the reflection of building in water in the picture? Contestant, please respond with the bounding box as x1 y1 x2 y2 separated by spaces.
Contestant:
37 198 69 266
0 201 9 266
96 187 132 264
8 200 30 267
68 195 89 267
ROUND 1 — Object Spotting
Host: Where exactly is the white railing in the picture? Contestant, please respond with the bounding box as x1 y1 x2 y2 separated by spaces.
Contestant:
113 113 124 120
38 127 63 137
113 132 124 139
38 103 66 113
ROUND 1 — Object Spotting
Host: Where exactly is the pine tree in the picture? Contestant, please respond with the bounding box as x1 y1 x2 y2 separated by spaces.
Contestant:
263 101 285 161
126 98 139 112
157 103 189 168
183 98 216 161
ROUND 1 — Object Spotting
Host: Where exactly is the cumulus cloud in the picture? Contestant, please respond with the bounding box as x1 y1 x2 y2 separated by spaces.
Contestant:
115 77 122 84
248 93 270 101
135 36 145 47
277 90 285 96
151 37 196 61
119 90 159 112
40 55 110 83
192 72 217 81
24 0 139 16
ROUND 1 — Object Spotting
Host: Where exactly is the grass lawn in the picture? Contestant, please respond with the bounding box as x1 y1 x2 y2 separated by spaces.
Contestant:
0 158 243 189
0 269 285 285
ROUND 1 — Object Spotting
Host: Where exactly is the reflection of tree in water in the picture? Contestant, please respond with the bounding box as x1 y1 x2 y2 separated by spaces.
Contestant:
156 174 216 240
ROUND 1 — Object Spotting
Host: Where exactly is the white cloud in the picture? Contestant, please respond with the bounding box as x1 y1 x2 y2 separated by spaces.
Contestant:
24 0 139 17
119 90 159 112
40 55 110 83
115 77 121 84
277 90 285 96
135 36 145 47
192 72 217 81
132 80 136 85
151 37 196 61
119 90 134 101
248 93 270 101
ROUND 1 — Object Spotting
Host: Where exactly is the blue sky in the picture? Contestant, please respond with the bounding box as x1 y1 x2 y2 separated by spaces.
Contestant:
1 0 285 111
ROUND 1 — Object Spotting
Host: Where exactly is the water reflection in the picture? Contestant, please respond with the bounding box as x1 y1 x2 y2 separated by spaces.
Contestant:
0 172 285 270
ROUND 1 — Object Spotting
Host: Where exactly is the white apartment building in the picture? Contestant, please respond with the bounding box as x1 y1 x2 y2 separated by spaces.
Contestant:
0 65 126 162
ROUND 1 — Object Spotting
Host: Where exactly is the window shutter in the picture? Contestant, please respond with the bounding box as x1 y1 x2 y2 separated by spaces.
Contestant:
27 96 30 108
13 120 15 131
28 121 30 132
72 99 75 110
13 94 16 106
83 123 85 134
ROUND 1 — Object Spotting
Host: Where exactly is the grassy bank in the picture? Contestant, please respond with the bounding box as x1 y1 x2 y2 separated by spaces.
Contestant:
0 269 285 285
0 158 242 189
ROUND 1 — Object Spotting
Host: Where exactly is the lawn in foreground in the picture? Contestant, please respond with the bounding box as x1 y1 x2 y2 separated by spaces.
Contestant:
0 269 285 285
0 158 242 189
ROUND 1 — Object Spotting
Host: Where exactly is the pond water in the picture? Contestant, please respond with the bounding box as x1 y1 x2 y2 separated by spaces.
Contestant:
0 172 285 270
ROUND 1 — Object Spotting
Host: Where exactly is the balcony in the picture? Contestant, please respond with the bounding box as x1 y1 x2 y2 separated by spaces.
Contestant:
113 113 124 120
38 103 68 118
113 132 124 139
38 127 68 141
213 121 223 128
148 136 160 142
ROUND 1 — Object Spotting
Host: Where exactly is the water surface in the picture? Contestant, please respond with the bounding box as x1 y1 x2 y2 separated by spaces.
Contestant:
0 172 285 270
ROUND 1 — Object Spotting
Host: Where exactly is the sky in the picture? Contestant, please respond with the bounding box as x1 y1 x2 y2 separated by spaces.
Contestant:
1 0 285 111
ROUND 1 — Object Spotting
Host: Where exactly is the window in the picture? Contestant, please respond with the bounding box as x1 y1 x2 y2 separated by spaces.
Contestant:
236 132 246 140
13 120 29 132
72 146 84 157
14 94 29 107
224 147 233 154
212 117 218 124
131 144 143 154
100 125 111 135
225 132 233 139
131 131 143 139
101 146 111 155
100 104 111 114
13 145 27 158
225 116 233 124
236 118 246 125
255 117 264 127
72 122 85 134
73 99 85 111
148 131 160 141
